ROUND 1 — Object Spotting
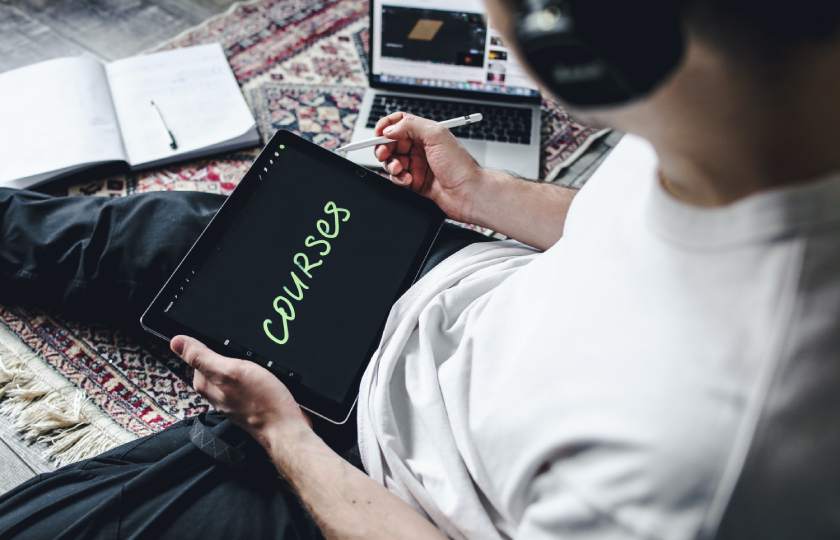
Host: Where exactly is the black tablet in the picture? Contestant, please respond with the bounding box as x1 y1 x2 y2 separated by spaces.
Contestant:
141 130 445 424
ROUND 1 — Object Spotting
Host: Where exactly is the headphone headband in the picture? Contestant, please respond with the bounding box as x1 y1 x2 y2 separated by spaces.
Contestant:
515 0 686 107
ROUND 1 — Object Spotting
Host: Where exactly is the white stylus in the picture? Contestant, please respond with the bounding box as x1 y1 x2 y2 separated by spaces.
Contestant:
336 113 483 152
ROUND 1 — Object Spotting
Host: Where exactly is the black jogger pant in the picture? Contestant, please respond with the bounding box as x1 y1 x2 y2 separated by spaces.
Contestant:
0 187 491 539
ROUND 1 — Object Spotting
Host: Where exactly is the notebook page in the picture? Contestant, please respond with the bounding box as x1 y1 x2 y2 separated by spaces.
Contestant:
105 44 256 167
0 57 127 185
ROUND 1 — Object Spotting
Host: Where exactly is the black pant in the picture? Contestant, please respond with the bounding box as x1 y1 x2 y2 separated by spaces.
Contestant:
0 412 324 540
0 188 223 326
0 188 491 539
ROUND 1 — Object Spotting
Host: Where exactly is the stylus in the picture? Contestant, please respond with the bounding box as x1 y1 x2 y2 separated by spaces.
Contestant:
150 100 178 150
336 113 484 152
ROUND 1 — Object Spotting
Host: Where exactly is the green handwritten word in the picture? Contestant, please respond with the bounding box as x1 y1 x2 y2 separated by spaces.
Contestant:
263 201 350 345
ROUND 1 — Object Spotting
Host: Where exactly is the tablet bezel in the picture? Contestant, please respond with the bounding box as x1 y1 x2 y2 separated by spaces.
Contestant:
141 130 445 424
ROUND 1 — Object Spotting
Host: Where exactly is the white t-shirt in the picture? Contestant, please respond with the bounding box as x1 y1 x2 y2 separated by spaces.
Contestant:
357 135 840 539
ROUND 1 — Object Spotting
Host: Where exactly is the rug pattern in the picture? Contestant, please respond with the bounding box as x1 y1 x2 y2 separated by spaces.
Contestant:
2 0 602 448
251 84 364 151
0 306 201 438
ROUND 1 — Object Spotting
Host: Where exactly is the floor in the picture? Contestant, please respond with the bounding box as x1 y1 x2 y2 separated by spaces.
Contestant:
0 0 239 75
0 0 240 494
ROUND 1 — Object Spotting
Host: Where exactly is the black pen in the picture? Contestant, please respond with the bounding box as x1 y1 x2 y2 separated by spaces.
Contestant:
150 100 178 150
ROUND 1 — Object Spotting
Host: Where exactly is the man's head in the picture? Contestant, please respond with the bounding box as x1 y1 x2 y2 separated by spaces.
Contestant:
486 0 840 108
485 0 840 205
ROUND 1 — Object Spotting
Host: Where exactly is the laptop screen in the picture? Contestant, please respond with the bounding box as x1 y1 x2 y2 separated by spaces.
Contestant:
371 0 541 99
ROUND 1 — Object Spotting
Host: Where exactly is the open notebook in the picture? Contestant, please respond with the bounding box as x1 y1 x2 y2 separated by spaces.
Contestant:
0 43 260 189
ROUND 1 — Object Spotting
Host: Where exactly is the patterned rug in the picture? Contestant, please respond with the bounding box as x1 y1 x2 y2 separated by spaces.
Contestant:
0 0 604 466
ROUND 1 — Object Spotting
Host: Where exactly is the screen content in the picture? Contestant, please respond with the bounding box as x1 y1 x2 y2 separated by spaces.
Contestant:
165 147 436 404
372 0 540 97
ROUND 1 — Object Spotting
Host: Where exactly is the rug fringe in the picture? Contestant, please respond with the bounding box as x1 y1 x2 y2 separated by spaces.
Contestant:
0 323 136 468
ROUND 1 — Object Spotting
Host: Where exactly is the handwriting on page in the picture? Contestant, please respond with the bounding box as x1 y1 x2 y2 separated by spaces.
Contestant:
263 202 351 345
105 44 254 166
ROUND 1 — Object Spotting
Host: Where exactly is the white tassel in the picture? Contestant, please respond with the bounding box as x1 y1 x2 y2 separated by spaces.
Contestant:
0 322 137 467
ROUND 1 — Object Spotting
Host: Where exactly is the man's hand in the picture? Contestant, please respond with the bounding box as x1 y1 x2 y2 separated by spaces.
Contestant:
170 335 312 447
374 112 578 251
374 112 486 223
171 334 448 540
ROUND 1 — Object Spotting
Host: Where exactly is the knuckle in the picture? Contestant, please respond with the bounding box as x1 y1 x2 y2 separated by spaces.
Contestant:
220 362 242 381
431 124 448 135
184 347 202 369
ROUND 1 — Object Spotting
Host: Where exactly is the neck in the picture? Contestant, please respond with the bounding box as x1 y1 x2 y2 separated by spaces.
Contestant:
645 36 840 207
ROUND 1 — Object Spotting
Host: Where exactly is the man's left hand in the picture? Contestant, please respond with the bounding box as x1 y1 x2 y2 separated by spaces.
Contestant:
170 335 312 447
171 335 447 540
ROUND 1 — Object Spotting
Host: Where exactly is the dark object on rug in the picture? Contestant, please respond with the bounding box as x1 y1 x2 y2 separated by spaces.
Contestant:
0 188 223 328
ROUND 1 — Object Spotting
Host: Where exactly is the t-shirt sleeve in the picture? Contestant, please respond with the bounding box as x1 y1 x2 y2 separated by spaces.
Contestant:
515 465 647 540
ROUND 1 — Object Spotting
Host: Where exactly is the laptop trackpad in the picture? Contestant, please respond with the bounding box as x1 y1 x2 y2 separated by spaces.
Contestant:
460 139 487 166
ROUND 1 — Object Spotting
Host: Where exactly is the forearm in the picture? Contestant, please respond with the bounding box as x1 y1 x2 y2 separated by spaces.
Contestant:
464 170 577 251
265 425 447 540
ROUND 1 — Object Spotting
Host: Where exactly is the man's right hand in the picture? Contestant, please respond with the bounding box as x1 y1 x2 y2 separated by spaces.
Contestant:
373 111 578 251
374 112 485 224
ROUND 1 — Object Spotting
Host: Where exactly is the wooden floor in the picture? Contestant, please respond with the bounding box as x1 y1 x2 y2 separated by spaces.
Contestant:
0 0 239 75
0 0 240 494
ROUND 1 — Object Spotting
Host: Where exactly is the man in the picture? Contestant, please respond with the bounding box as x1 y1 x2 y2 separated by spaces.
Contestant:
1 0 839 538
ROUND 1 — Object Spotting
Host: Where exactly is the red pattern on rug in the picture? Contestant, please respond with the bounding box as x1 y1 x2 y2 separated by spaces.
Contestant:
1 306 203 435
159 0 368 84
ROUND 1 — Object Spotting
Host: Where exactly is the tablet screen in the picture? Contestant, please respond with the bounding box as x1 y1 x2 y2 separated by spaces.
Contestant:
162 142 437 406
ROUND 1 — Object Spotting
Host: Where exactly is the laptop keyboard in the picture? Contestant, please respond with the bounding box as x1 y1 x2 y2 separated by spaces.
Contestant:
365 95 533 145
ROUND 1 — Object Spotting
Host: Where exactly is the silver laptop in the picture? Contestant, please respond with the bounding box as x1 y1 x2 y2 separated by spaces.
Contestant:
346 0 542 179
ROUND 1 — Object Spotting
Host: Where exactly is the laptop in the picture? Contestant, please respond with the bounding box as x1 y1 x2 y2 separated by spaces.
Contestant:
346 0 542 179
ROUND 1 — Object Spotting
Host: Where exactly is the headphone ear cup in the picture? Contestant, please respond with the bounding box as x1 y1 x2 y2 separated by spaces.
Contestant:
515 0 685 107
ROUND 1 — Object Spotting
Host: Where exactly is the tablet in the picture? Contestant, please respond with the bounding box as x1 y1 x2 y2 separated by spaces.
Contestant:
141 130 445 424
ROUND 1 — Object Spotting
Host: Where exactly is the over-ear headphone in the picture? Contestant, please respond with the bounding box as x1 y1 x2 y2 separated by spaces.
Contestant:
514 0 686 107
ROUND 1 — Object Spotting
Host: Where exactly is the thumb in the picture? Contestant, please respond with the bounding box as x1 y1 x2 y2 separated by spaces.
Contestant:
383 115 447 145
171 336 225 376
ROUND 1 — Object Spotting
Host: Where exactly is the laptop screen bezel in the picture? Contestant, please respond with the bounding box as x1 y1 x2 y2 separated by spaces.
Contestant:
367 0 542 105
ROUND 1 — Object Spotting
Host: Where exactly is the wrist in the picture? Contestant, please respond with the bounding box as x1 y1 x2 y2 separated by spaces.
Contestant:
260 419 324 472
461 169 511 228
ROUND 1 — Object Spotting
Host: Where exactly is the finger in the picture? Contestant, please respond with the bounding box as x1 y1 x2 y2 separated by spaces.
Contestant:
376 139 415 163
385 155 409 176
374 111 409 136
393 138 414 155
381 115 445 146
193 371 223 400
172 335 240 383
374 113 415 161
385 158 402 176
392 170 413 187
374 143 393 162
408 145 431 193
192 369 225 405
